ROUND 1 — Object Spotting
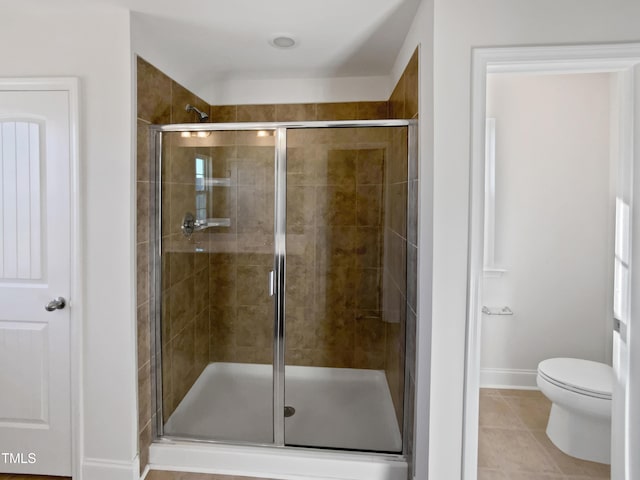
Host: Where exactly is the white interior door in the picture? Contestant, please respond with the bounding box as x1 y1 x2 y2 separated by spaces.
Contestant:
610 68 636 480
0 88 72 476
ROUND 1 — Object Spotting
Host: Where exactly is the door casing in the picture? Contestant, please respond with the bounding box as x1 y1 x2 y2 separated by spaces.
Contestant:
463 44 640 480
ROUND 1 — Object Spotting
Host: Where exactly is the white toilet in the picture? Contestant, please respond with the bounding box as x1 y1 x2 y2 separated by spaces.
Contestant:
537 357 613 464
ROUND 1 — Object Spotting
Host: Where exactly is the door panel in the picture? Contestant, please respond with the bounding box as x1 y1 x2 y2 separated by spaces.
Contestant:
0 90 71 476
157 129 276 445
283 126 405 453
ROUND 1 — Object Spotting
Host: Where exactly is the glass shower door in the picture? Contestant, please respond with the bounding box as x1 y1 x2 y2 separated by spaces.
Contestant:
283 126 407 453
156 128 277 444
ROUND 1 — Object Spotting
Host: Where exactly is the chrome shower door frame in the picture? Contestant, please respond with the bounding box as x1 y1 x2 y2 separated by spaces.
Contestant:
150 119 413 451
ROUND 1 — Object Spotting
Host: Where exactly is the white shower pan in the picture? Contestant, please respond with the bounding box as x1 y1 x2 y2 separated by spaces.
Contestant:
151 362 406 480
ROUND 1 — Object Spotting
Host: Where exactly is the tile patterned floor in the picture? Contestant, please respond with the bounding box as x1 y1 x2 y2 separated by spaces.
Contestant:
478 388 611 480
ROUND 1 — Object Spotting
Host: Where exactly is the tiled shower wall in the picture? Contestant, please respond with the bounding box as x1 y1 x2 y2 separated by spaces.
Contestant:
206 105 390 369
386 48 419 472
136 57 211 472
285 131 388 369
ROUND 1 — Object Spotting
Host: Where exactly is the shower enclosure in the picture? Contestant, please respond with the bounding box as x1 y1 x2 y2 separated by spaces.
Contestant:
149 120 415 458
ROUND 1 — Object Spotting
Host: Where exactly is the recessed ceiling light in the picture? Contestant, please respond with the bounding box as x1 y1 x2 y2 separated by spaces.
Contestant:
270 35 296 49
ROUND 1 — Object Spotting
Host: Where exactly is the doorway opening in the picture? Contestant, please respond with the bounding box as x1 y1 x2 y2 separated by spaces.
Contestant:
463 44 640 480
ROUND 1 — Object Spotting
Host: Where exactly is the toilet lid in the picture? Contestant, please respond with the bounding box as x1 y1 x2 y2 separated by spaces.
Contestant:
538 358 613 398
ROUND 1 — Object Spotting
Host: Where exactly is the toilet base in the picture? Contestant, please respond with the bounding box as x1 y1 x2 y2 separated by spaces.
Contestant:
546 403 611 464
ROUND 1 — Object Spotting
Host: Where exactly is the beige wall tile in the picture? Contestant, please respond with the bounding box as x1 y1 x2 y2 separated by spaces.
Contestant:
235 305 272 348
211 105 237 123
193 265 209 314
285 307 317 350
137 181 150 244
388 74 405 120
137 301 151 370
314 266 357 312
139 421 152 475
137 119 151 182
237 104 276 122
356 185 383 227
325 149 357 185
210 306 237 362
404 49 419 119
194 308 210 371
236 265 272 306
137 242 150 304
315 226 357 269
355 268 381 310
168 276 196 338
209 263 237 307
356 227 382 271
315 186 357 226
171 321 196 399
357 101 389 120
389 181 408 235
356 148 384 185
316 102 359 121
169 251 195 287
285 263 315 307
137 56 171 123
138 361 151 432
276 103 317 121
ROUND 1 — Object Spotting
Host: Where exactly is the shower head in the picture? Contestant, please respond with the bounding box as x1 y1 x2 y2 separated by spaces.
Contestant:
185 104 209 122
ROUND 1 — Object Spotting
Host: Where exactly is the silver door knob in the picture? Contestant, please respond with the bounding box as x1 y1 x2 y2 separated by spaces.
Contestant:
45 297 66 312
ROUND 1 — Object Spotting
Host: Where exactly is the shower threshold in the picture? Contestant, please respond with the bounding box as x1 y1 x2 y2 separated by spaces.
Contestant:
163 362 402 452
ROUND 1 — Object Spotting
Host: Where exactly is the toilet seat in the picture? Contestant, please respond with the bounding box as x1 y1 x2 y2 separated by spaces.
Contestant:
538 358 612 400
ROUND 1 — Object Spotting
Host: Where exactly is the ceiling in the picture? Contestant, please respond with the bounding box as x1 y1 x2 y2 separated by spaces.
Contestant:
104 0 420 90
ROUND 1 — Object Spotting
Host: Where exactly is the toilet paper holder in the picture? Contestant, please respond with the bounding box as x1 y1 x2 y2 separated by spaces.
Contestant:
482 306 513 315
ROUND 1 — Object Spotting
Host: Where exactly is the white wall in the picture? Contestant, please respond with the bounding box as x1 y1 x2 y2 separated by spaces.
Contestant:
480 73 614 387
430 0 640 478
0 3 138 479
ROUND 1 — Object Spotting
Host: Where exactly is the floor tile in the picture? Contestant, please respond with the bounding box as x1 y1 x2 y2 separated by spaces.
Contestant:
478 427 561 474
480 388 503 397
499 389 546 399
531 430 610 478
477 387 610 480
479 395 526 429
478 468 508 480
502 395 552 430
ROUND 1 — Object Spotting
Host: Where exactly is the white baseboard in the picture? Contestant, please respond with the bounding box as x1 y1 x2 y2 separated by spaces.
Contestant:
480 368 538 389
140 463 151 480
82 456 140 480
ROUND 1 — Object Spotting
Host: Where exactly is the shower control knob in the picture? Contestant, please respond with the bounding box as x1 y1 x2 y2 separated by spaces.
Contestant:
45 297 66 312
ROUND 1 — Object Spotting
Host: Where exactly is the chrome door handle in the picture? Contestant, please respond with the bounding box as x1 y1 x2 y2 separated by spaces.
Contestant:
45 297 66 312
269 271 275 296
